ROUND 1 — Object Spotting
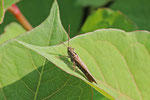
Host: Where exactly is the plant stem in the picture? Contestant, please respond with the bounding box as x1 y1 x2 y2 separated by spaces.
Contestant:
8 4 33 31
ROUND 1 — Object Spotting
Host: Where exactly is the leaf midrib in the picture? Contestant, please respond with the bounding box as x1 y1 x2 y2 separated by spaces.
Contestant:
33 4 57 100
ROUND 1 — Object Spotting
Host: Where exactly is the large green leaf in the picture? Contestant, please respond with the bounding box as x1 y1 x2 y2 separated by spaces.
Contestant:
0 22 25 45
0 1 93 100
81 8 137 33
0 0 4 24
111 0 150 31
17 29 150 100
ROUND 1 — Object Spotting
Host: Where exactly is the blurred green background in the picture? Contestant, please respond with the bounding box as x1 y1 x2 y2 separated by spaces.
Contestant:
1 0 150 36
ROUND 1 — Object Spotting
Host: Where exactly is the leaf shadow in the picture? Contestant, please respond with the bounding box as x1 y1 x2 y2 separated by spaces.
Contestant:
57 55 87 80
1 61 93 99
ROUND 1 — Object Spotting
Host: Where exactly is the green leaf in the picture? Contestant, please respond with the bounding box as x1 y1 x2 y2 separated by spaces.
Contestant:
81 8 137 33
76 0 110 7
17 29 150 100
0 1 93 100
0 22 25 45
111 0 150 31
0 0 4 24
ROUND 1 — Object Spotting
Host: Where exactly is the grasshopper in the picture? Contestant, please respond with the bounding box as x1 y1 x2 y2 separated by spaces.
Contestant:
64 25 97 84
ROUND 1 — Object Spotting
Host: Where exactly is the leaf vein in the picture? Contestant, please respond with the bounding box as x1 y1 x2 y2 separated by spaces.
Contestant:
42 76 71 100
33 4 57 99
78 46 107 83
0 83 7 100
106 41 143 100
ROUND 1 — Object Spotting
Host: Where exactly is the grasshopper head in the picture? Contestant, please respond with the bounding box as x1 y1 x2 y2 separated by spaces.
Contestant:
67 47 75 56
67 46 74 52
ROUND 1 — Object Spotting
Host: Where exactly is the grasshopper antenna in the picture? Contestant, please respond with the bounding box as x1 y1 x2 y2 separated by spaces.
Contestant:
61 25 70 48
67 24 70 47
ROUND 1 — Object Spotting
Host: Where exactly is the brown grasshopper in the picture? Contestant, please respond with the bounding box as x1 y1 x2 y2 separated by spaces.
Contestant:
64 25 97 84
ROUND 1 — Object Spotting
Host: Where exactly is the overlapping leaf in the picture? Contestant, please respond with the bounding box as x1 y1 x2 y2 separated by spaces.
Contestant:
17 29 150 100
81 8 137 33
0 22 25 45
